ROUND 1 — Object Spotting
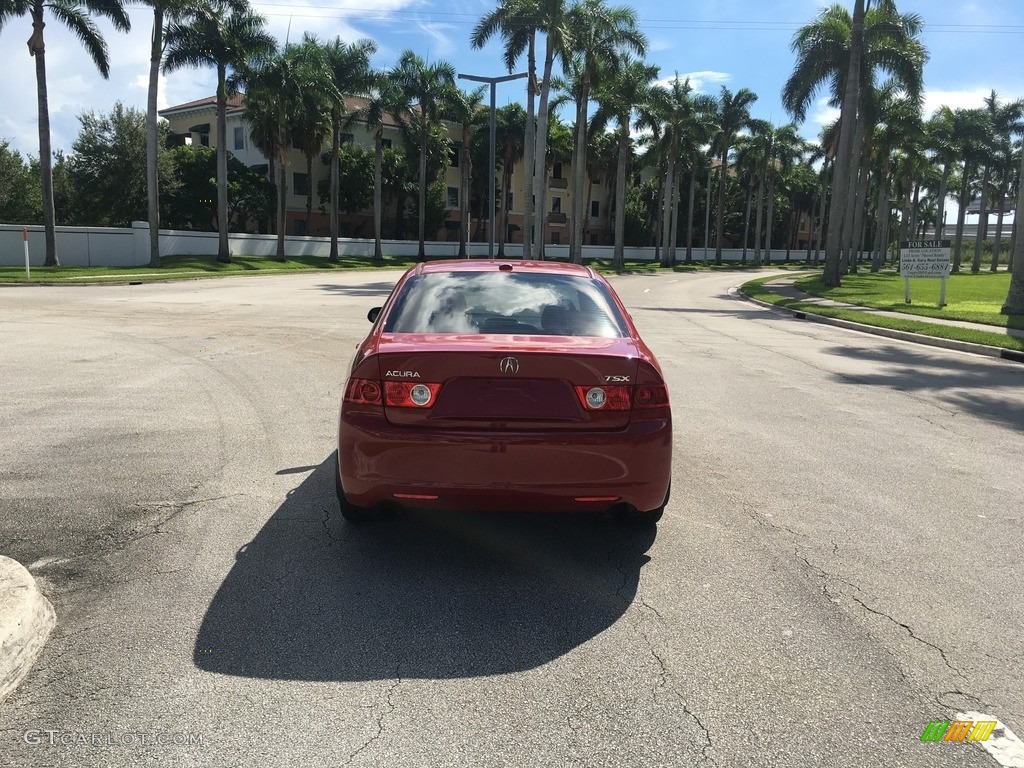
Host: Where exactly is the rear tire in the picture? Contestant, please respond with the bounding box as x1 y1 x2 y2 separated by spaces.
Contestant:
334 452 379 524
621 482 670 526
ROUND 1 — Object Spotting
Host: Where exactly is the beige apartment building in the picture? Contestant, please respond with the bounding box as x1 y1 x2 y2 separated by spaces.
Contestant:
159 95 613 246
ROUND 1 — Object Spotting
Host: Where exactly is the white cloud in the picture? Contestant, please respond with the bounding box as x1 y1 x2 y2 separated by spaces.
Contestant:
923 88 992 116
669 70 731 93
131 74 170 111
809 97 840 131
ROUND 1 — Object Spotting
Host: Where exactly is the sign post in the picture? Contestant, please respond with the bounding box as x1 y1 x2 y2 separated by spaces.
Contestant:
900 239 951 307
22 226 30 280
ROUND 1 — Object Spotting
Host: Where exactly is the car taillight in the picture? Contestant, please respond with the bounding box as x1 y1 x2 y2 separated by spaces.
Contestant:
634 384 669 409
344 378 382 405
574 385 632 411
385 381 442 408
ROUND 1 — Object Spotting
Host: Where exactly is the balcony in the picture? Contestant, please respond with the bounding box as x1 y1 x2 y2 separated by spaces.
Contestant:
549 177 568 189
548 212 567 224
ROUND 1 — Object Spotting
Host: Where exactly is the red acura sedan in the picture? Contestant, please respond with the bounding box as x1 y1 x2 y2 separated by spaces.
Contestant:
336 260 672 524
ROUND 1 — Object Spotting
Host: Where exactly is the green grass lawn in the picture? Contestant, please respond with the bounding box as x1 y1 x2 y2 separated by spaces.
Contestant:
0 254 422 283
794 271 1023 330
741 274 1024 352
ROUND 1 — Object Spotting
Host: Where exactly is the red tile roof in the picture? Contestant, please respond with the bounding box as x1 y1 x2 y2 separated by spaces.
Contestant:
160 93 409 128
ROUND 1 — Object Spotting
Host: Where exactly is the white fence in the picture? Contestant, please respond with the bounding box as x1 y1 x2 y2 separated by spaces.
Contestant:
1 222 814 267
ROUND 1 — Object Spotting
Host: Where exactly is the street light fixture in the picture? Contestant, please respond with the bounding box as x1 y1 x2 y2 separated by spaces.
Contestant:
458 71 528 259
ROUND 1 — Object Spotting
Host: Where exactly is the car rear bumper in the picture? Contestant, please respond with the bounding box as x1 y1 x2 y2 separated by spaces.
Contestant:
338 409 672 513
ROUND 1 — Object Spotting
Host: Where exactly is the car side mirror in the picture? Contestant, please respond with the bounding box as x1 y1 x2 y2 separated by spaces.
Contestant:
367 307 382 323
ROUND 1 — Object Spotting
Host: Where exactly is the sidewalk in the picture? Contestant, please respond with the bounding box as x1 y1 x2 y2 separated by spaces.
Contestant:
764 275 1024 340
742 275 1024 363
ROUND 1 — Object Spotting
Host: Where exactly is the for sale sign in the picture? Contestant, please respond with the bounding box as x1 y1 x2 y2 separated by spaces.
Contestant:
900 240 951 278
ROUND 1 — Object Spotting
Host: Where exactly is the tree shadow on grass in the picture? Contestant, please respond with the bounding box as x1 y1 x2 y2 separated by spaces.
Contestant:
194 456 656 681
823 344 1024 431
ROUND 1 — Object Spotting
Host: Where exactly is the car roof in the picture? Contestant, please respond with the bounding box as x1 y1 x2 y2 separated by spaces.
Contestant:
414 260 598 278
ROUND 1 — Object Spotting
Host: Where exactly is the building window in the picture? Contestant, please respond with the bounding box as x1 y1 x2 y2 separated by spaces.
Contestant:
551 196 561 214
551 232 560 245
293 172 310 197
591 200 600 218
590 234 600 245
294 219 308 236
450 142 461 167
341 133 354 144
553 162 563 180
233 126 244 151
507 193 513 210
447 186 459 209
381 138 392 149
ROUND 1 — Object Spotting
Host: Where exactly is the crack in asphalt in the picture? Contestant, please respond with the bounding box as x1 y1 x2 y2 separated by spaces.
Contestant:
849 595 969 683
343 665 401 766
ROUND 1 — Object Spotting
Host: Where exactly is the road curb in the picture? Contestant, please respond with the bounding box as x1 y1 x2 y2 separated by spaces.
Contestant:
0 556 56 705
734 287 1024 364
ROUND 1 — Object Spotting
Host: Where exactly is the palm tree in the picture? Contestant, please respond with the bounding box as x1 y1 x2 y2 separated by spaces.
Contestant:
362 72 401 262
561 0 644 263
319 36 376 262
711 86 758 264
949 107 990 272
472 0 541 260
1 0 131 266
592 54 659 270
494 103 527 256
924 106 957 240
164 2 274 262
762 123 805 263
447 86 487 257
390 50 458 261
976 91 1024 272
1003 141 1024 313
783 0 926 287
244 43 335 260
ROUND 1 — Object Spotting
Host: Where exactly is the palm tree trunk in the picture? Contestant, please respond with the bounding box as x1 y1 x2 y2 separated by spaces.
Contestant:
268 157 276 235
652 165 663 265
715 148 727 264
685 169 696 263
522 34 537 261
533 43 555 259
668 175 681 266
765 173 776 264
612 122 628 271
972 164 991 272
953 164 971 272
146 8 163 268
741 186 752 263
910 181 921 238
871 160 891 272
418 124 427 261
824 0 864 287
1001 147 1024 313
374 132 383 262
459 126 470 258
330 118 341 261
660 156 675 267
936 162 950 238
499 150 511 257
840 117 867 273
305 152 314 234
991 187 1007 271
753 172 765 267
849 163 870 273
30 5 58 266
276 158 287 261
570 85 589 264
216 63 230 263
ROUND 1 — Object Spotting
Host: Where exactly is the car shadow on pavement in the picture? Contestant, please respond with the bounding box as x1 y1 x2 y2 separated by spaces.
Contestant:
314 282 397 297
194 456 656 681
824 344 1024 431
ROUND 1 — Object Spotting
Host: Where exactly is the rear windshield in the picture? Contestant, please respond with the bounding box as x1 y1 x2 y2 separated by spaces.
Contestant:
383 271 629 337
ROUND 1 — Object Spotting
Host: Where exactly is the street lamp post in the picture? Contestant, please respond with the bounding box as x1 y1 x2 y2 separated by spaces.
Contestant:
458 71 528 259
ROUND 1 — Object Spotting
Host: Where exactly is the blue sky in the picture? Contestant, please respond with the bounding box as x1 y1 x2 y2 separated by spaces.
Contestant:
2 0 1023 162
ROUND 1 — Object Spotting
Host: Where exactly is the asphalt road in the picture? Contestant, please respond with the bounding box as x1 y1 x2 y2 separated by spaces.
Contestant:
1 268 1021 768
